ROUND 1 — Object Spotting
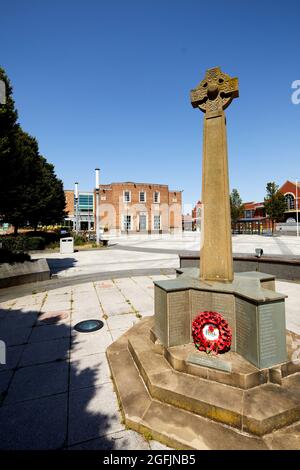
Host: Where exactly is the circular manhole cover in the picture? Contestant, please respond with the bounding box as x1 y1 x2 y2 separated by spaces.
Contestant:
74 319 104 333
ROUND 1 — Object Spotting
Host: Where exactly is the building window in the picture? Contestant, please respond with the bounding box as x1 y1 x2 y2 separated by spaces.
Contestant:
153 215 161 230
139 191 146 202
123 191 131 203
123 215 131 231
153 191 160 203
76 194 94 213
244 210 254 219
285 194 295 210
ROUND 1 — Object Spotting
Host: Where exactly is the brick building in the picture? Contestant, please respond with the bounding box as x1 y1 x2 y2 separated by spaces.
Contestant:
97 182 182 235
279 180 300 222
192 201 202 231
235 201 271 234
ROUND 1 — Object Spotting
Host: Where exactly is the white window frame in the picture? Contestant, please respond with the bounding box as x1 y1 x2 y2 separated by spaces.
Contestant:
153 191 160 203
153 214 161 230
123 190 131 203
139 213 148 231
284 193 295 210
123 214 132 231
139 191 146 203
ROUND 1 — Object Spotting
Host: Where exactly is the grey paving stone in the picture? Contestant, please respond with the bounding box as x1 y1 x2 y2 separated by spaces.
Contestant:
37 309 71 326
0 345 23 371
149 440 173 450
70 330 112 359
68 429 150 450
111 329 129 342
0 370 13 395
4 361 68 404
29 324 71 343
20 337 70 366
70 353 111 390
0 393 68 449
68 382 124 445
107 314 138 331
0 326 32 346
0 310 38 328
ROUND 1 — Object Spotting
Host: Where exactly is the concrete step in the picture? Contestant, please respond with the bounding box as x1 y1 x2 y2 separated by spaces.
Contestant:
126 319 300 436
106 333 268 449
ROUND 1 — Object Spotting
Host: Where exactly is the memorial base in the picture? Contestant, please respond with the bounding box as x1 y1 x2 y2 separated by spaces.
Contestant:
106 317 300 449
154 269 287 369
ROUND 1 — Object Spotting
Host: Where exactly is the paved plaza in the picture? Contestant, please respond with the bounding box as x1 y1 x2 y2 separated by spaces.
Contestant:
1 234 300 449
31 233 300 280
0 274 176 450
0 270 300 450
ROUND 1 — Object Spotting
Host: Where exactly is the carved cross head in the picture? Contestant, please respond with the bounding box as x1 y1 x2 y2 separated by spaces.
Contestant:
190 67 238 115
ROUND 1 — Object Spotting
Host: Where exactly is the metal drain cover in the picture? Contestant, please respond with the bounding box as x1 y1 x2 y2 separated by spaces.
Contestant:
74 319 104 333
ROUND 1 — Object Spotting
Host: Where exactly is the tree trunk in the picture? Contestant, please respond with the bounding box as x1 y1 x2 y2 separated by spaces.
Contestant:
14 225 18 235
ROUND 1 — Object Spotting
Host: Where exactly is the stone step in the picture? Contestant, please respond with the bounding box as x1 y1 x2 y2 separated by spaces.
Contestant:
127 321 300 436
106 333 269 449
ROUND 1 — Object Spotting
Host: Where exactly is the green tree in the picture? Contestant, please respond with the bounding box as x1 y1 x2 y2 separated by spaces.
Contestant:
230 188 244 228
264 182 287 234
0 67 66 233
26 157 66 230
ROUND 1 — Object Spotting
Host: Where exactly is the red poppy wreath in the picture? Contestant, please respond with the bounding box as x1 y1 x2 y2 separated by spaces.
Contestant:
192 311 232 355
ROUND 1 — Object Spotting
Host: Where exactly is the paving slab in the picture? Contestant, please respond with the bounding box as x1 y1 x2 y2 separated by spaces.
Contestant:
4 361 69 404
71 330 113 359
0 370 13 395
68 382 124 446
107 314 138 331
0 325 32 346
20 337 70 366
29 324 71 343
68 429 150 450
0 345 24 371
70 352 111 390
0 393 68 449
37 309 71 326
111 328 131 342
0 310 38 328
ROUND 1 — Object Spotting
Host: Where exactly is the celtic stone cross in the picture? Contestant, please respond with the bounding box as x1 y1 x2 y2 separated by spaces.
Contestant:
190 67 239 282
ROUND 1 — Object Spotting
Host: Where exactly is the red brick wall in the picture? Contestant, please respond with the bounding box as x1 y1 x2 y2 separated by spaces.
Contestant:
65 190 74 216
97 182 182 232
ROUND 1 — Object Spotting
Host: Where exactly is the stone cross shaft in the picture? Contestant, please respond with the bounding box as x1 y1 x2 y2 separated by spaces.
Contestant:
190 67 239 282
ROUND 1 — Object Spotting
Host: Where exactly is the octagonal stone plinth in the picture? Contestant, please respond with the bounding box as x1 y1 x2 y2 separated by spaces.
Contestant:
154 270 287 370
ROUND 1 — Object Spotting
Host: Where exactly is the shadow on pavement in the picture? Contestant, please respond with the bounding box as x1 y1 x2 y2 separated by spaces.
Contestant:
46 257 77 275
0 306 126 450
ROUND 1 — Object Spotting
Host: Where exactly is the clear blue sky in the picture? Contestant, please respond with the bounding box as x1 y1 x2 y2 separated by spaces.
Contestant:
1 0 300 210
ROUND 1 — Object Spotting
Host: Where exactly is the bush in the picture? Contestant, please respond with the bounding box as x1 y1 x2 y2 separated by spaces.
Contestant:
25 237 46 250
73 234 86 246
0 248 31 264
1 235 45 251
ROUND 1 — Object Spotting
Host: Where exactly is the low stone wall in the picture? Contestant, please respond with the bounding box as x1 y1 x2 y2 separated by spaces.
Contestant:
0 259 50 288
179 253 300 281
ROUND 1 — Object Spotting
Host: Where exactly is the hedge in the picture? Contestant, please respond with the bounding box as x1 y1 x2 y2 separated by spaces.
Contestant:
1 236 45 251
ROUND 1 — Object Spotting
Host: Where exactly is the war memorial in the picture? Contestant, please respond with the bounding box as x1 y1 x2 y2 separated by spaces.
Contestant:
107 68 300 450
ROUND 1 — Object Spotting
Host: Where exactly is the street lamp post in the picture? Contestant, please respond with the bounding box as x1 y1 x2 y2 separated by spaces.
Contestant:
74 182 79 234
95 168 100 245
